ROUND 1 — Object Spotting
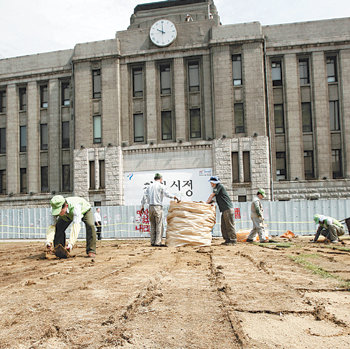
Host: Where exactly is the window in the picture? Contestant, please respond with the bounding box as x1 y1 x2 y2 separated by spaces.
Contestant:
160 64 171 95
20 168 27 193
0 128 5 154
62 121 70 148
62 165 70 192
161 111 172 140
190 108 201 138
234 103 245 133
0 90 6 113
133 113 144 142
326 56 337 83
332 149 342 179
232 55 242 86
19 87 27 111
329 101 340 131
188 61 200 92
299 59 309 85
89 161 95 190
243 151 251 182
238 196 247 202
302 102 312 133
92 69 101 99
61 82 70 106
0 170 6 194
232 152 239 183
304 151 314 179
40 85 48 108
99 160 105 189
276 152 286 180
41 166 49 192
274 104 284 134
271 61 282 87
40 124 48 150
132 68 143 97
93 116 102 144
20 126 26 152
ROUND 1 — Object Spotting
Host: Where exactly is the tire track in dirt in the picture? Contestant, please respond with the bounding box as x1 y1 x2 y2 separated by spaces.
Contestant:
208 250 251 348
216 245 350 344
99 249 183 347
102 247 241 348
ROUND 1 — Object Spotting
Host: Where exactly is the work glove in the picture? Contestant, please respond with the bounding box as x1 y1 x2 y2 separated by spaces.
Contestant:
174 197 180 203
140 207 144 215
66 243 73 252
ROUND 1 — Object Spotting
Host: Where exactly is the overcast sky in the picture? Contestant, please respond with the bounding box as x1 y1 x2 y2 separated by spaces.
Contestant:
1 0 349 59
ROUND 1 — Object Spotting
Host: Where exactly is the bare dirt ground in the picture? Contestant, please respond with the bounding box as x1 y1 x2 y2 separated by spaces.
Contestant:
0 236 349 349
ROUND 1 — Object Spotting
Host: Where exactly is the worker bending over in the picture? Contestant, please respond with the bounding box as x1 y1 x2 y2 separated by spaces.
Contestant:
46 195 96 257
313 214 345 243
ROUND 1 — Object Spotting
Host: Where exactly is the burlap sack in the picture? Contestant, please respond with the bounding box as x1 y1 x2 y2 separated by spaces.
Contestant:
166 201 216 247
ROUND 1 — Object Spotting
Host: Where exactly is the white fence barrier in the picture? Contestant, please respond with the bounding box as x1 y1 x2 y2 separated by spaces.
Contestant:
0 199 350 240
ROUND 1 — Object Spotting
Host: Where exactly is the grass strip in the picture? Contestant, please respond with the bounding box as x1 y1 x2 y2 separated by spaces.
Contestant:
289 254 350 289
253 242 293 249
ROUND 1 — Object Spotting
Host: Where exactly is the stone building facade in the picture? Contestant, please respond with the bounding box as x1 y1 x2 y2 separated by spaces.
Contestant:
0 0 350 207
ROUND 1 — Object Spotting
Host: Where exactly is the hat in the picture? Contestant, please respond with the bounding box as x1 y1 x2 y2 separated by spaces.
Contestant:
314 214 320 224
154 173 162 180
50 195 65 216
258 188 266 198
209 176 220 184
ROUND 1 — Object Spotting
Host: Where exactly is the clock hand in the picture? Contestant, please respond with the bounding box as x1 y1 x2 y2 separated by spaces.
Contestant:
157 28 165 34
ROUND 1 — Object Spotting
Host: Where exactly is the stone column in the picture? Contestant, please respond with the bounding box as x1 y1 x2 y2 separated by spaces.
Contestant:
27 82 39 193
105 146 123 205
202 54 213 140
238 140 244 183
94 148 99 190
250 136 271 199
312 52 332 179
120 63 130 145
173 57 186 141
102 58 120 146
242 42 266 136
48 79 60 192
145 61 157 143
6 84 19 194
211 46 233 138
212 138 233 197
74 62 92 148
340 49 350 178
73 148 89 198
284 53 304 180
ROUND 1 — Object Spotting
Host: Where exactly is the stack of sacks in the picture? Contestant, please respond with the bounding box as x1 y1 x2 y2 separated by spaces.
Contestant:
166 201 216 247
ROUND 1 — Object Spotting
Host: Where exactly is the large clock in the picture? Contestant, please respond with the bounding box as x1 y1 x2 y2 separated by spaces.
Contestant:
150 19 177 47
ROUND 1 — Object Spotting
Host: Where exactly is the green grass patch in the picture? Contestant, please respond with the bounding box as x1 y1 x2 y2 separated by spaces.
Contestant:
253 242 293 249
323 245 350 252
289 254 350 289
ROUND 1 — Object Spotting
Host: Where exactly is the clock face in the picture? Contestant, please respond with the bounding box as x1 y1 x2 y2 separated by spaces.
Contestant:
150 19 177 47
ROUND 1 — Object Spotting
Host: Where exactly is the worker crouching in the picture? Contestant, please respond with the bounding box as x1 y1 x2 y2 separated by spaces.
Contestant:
313 214 345 243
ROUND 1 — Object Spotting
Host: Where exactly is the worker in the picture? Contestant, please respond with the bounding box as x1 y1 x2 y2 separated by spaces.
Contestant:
94 207 102 240
141 173 179 246
206 176 237 245
312 214 345 243
46 195 96 257
247 189 268 243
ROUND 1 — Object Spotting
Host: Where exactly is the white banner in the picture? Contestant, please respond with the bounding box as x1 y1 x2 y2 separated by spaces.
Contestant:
124 168 213 206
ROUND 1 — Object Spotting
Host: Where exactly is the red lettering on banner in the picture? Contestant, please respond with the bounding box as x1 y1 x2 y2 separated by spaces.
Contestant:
135 209 150 233
234 208 241 219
